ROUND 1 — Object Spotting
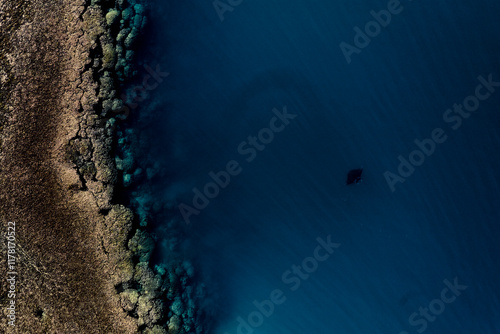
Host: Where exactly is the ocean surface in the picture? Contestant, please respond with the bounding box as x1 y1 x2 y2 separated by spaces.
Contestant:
139 0 500 333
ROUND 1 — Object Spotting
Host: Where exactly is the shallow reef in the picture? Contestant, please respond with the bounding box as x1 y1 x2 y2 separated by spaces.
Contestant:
0 0 203 332
80 0 207 332
113 89 209 334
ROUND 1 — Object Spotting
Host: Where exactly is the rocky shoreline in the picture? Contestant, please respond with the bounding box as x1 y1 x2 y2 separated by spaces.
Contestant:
0 0 197 333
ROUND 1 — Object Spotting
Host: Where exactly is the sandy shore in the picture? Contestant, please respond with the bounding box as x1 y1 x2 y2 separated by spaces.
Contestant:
0 0 167 333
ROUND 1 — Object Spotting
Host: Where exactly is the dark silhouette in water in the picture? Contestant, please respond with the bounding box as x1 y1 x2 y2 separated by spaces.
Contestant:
346 168 363 185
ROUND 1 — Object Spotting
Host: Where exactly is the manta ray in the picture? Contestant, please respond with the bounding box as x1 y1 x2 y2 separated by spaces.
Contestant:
346 168 363 185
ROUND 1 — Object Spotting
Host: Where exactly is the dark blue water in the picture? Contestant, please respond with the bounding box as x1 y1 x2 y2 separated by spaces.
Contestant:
143 0 500 333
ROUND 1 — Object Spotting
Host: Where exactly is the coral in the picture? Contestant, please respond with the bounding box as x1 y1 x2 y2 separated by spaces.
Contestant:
121 7 134 22
99 73 114 99
102 42 116 69
116 150 134 172
125 49 134 62
100 205 135 282
183 260 195 278
115 156 124 170
168 315 181 333
140 16 148 30
102 98 114 115
124 28 139 48
171 297 184 316
115 57 128 71
137 295 164 328
146 162 161 180
103 205 134 256
115 256 135 283
128 230 154 263
144 325 169 334
106 9 120 26
82 5 106 43
154 263 167 276
133 14 143 29
123 173 132 187
120 289 139 312
131 192 152 226
134 4 145 15
79 161 97 181
137 295 153 326
112 98 123 111
123 64 134 78
92 135 117 185
117 28 130 43
133 167 143 181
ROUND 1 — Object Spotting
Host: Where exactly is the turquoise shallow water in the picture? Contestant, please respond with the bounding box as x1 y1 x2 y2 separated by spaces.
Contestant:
140 0 500 333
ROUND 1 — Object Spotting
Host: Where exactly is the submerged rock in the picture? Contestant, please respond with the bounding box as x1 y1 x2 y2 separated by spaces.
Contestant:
122 7 134 22
171 298 184 316
123 172 132 187
124 27 139 48
128 229 154 262
106 9 120 26
117 28 130 42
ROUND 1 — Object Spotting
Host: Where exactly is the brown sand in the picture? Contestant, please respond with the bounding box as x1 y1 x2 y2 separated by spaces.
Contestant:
0 0 145 332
